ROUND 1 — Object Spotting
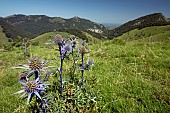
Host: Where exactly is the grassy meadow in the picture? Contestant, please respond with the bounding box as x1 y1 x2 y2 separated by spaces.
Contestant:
0 26 170 112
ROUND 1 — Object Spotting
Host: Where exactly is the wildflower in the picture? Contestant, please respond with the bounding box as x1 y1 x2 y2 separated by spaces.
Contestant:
28 57 45 71
79 46 87 54
54 34 63 46
63 44 72 52
69 36 77 48
151 38 156 42
59 44 72 59
66 88 75 96
13 77 47 104
19 71 27 81
79 67 85 71
87 60 94 66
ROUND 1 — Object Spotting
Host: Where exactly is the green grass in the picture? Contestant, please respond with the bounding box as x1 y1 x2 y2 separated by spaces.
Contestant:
117 25 170 42
0 26 170 112
89 40 170 112
82 31 101 44
32 31 102 46
0 25 8 46
31 31 71 45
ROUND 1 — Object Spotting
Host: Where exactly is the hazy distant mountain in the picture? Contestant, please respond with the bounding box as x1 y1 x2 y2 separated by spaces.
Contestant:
2 14 107 36
108 13 170 39
102 23 121 27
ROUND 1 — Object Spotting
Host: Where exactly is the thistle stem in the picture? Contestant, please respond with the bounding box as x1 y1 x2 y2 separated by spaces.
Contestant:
81 53 84 87
59 45 63 98
71 48 76 80
60 59 63 97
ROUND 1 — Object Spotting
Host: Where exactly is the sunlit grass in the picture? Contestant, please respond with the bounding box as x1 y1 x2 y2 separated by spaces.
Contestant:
0 32 170 112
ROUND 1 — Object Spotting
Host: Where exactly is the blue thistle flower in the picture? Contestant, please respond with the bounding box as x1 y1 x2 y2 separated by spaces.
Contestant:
13 77 47 104
62 44 72 52
59 44 72 59
69 36 77 48
87 60 94 66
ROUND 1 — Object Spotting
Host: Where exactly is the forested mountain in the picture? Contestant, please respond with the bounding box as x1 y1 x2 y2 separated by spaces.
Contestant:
0 19 35 40
2 14 106 36
108 13 170 39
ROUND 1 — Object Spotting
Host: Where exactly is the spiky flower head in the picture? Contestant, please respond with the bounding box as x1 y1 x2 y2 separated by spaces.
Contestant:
66 88 75 96
28 57 44 71
13 78 46 104
54 34 63 45
79 46 87 54
19 71 27 80
24 81 39 93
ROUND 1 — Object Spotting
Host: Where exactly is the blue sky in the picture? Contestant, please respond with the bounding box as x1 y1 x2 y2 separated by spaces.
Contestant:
0 0 170 24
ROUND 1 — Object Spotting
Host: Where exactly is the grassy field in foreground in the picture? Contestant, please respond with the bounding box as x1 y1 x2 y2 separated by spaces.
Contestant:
0 26 170 112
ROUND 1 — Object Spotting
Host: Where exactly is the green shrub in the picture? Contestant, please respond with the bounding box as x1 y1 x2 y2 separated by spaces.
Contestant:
31 41 39 46
2 43 13 51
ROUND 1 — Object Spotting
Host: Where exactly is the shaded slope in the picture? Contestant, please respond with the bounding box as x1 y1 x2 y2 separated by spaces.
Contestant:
0 25 8 45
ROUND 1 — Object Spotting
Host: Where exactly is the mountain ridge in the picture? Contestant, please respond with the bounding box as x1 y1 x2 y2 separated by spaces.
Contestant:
0 13 170 41
108 13 170 39
2 14 106 36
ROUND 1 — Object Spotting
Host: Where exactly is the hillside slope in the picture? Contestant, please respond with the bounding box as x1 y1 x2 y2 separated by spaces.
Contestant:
31 31 71 45
117 25 170 42
32 31 101 45
0 19 35 40
108 13 170 39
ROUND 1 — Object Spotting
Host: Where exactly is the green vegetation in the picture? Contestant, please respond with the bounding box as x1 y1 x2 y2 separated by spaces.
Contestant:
31 31 71 45
0 19 35 40
117 26 170 42
1 14 106 37
0 25 8 46
32 30 102 45
82 31 101 44
0 25 170 112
